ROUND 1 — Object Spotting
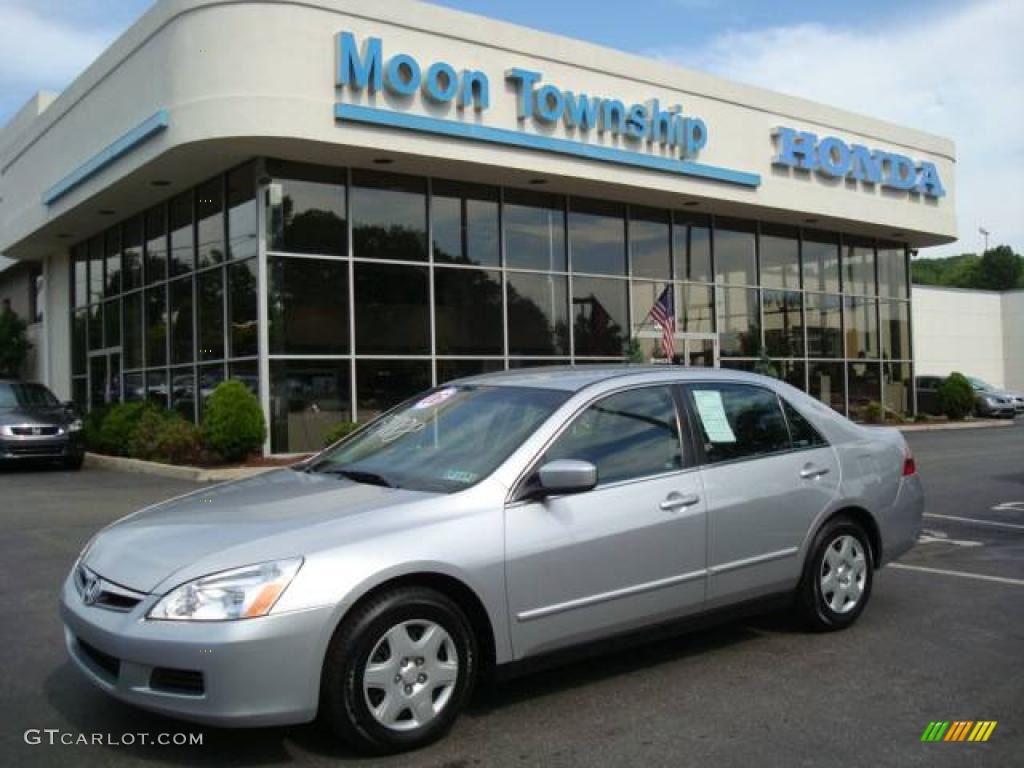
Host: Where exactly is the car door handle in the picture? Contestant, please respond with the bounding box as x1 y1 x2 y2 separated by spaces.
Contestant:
800 465 831 479
660 493 701 512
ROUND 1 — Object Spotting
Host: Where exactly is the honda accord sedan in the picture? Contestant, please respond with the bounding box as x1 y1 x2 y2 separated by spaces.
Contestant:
61 367 923 753
0 379 84 468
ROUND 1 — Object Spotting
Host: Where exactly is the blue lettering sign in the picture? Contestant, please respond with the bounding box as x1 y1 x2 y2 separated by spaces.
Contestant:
332 32 763 187
772 126 945 198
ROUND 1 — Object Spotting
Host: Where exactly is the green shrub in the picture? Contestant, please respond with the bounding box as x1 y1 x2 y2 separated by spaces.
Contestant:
129 409 201 465
863 401 884 424
323 420 359 448
0 305 32 377
96 401 156 456
938 372 975 420
81 405 109 453
201 380 266 462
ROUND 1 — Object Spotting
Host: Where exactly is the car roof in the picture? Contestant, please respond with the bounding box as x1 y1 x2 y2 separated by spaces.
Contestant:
448 364 782 392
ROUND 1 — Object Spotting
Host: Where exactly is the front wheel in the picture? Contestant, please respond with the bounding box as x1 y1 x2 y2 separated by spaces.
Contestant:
796 516 874 631
320 586 477 754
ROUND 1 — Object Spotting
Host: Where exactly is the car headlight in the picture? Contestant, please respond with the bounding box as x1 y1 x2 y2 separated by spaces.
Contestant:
148 559 303 621
0 425 12 437
67 419 83 432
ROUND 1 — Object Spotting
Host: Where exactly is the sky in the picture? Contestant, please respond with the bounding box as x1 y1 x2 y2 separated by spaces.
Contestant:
0 0 1020 260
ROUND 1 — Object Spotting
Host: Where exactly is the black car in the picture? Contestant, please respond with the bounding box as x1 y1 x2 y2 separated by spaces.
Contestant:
0 380 85 469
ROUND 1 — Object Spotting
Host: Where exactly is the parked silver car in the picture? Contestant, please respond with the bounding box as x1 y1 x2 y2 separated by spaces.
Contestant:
61 367 923 753
967 376 1022 417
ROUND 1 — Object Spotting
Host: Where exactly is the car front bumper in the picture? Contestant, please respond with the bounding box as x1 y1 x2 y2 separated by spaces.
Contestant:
0 432 83 460
59 569 338 726
976 401 1016 418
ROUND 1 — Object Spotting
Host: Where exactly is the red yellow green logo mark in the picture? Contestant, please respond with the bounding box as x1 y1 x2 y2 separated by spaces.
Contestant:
921 721 997 742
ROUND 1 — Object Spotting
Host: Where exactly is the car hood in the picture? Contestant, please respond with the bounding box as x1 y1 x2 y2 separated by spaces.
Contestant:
83 468 437 593
0 405 72 426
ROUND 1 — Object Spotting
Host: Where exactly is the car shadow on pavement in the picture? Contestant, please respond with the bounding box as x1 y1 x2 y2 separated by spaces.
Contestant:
41 616 776 764
41 661 356 764
468 618 768 716
0 461 76 474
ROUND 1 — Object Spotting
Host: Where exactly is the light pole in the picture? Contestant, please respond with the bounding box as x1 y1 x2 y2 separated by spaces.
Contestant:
979 226 990 253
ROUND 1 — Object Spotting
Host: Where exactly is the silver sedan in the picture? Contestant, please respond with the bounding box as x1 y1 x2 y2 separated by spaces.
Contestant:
61 367 923 753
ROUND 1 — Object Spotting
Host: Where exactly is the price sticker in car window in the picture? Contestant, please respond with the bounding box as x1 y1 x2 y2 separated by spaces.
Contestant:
412 387 457 410
693 390 737 443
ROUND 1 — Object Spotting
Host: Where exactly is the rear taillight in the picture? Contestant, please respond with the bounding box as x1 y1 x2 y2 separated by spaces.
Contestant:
902 452 916 476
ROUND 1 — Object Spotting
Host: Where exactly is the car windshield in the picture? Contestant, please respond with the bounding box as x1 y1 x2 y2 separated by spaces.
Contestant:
309 385 569 493
0 382 60 409
966 377 994 391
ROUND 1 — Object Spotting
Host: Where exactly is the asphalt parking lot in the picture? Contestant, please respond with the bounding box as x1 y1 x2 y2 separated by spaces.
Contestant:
1 423 1021 767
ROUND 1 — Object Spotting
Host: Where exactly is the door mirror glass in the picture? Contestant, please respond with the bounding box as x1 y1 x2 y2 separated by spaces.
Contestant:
537 459 597 495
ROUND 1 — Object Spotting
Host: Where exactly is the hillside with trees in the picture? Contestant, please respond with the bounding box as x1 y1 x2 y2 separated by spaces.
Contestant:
912 245 1024 290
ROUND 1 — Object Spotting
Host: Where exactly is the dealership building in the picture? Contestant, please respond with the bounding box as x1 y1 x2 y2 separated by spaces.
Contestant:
0 0 957 454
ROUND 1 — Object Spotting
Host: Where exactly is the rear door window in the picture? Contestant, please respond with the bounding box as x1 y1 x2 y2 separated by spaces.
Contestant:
781 399 827 448
686 383 789 464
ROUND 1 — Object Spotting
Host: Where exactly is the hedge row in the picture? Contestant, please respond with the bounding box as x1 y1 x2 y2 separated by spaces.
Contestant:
83 380 266 465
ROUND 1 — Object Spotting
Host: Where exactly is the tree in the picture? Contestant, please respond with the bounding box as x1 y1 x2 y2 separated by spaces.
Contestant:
911 245 1023 290
974 246 1022 290
0 305 32 377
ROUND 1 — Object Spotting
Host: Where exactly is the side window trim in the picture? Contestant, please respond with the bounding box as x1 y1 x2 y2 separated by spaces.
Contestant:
682 381 797 468
672 383 704 468
510 382 694 503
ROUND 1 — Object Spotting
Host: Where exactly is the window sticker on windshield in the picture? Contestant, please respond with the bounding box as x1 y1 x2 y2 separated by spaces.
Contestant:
413 387 457 410
373 414 427 443
692 390 737 443
442 469 478 485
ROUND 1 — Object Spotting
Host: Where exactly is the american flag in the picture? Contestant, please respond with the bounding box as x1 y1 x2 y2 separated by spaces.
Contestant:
647 286 676 360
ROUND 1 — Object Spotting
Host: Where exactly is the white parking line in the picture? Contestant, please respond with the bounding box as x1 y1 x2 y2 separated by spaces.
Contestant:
923 513 1024 531
888 563 1024 586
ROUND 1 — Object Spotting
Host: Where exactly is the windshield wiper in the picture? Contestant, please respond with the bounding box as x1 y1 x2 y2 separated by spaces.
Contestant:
319 467 396 488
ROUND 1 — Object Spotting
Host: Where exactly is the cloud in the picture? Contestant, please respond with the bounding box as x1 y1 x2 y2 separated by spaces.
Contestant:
648 0 1024 257
0 1 123 125
0 3 114 85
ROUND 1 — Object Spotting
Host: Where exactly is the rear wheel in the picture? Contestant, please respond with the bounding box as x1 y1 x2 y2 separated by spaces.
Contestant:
320 586 477 754
796 515 873 631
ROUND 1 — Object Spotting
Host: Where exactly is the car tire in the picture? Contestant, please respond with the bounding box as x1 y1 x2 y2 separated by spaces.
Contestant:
796 515 874 632
62 454 84 471
319 586 478 754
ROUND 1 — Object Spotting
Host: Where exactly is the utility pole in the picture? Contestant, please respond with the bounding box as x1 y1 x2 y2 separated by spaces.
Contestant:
979 226 990 253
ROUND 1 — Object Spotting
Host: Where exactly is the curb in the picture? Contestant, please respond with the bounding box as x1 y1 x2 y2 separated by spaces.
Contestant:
894 419 1016 433
84 453 283 483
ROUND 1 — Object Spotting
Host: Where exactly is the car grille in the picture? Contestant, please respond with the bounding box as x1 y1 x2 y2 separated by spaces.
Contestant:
75 565 145 612
10 425 60 436
150 667 205 696
77 638 120 680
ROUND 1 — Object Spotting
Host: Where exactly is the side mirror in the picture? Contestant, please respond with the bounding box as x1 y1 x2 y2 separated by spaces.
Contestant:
536 459 597 496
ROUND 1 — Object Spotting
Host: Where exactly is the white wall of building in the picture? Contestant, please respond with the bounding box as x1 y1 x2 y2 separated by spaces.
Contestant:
1002 291 1024 390
912 285 1022 390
